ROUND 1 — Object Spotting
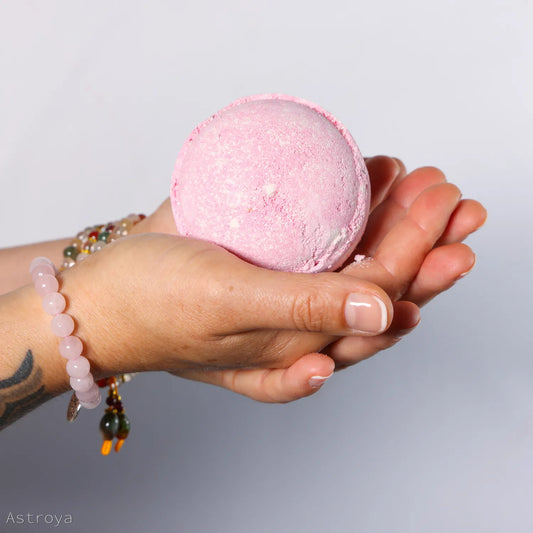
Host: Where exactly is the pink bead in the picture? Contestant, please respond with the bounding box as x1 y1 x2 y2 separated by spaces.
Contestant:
80 397 101 409
70 373 95 392
66 356 91 378
41 292 66 315
31 263 55 282
29 256 54 274
34 274 59 297
58 335 83 359
51 313 75 337
75 383 100 401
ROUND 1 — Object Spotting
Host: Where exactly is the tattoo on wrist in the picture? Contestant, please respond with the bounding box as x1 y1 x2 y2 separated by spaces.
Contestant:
0 350 52 430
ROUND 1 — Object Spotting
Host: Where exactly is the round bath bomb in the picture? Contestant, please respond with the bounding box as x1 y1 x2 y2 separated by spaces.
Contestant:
170 94 369 273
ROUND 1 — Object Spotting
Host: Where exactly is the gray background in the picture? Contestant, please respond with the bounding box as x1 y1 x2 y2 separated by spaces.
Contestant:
0 1 531 532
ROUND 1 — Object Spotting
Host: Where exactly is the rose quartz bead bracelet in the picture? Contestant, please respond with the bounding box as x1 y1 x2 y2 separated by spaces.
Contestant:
30 256 101 409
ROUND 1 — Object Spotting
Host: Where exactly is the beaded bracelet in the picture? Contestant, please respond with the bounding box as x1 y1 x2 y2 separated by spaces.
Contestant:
30 256 101 409
32 214 144 455
61 214 145 269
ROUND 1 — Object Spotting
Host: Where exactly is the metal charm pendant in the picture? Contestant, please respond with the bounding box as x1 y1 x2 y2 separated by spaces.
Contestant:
66 392 81 422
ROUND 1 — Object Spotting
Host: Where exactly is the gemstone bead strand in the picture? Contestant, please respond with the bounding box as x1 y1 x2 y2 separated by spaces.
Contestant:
61 214 145 270
29 256 101 409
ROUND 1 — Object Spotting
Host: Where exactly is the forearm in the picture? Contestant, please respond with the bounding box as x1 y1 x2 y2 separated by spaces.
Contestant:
0 284 70 430
0 238 71 295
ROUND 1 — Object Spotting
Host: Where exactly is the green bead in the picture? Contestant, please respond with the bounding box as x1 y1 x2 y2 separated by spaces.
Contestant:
63 246 79 260
97 231 110 243
99 412 119 440
116 413 131 439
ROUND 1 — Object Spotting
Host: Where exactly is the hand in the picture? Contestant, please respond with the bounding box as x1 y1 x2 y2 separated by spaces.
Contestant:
166 157 486 400
324 157 487 364
61 232 395 389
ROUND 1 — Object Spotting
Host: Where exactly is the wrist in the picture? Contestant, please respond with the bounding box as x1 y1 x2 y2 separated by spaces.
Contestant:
131 199 177 236
56 264 118 380
0 238 72 295
48 213 149 380
0 284 70 396
57 250 156 379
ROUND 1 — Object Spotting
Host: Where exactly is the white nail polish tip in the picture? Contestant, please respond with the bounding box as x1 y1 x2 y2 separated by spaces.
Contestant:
308 374 333 388
457 256 477 279
373 295 388 333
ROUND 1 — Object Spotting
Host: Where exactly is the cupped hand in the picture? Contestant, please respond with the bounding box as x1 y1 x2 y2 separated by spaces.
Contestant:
324 158 486 365
131 157 486 402
60 232 395 397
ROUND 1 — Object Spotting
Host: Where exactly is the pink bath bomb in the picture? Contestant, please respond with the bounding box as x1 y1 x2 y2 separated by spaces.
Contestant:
170 94 369 273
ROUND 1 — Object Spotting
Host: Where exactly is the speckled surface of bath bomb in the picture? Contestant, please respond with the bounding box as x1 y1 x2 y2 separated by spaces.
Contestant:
170 94 369 272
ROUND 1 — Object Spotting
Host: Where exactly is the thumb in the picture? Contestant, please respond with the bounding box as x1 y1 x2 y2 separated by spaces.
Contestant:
234 266 392 336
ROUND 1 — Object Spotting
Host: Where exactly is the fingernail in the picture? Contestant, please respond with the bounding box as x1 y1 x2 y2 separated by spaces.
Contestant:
344 293 388 334
395 319 421 338
456 254 477 280
308 373 333 389
392 157 402 177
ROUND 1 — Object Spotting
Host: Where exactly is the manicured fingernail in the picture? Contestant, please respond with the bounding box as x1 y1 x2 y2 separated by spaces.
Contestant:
344 293 388 334
308 374 333 389
392 157 402 176
456 254 477 280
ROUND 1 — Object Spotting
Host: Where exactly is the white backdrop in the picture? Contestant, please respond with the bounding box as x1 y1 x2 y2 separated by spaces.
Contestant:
1 1 531 532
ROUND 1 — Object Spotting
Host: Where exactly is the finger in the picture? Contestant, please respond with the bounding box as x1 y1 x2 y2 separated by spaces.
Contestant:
179 352 335 403
365 156 403 212
392 157 407 178
371 182 462 298
402 243 476 306
358 166 447 257
324 300 420 367
227 266 394 336
341 182 462 299
435 199 487 246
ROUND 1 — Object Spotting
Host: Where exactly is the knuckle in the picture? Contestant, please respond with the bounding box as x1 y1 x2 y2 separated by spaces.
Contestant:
392 280 411 302
290 290 329 332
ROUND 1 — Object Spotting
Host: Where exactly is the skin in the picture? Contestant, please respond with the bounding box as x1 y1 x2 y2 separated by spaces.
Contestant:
169 158 486 398
0 157 486 430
